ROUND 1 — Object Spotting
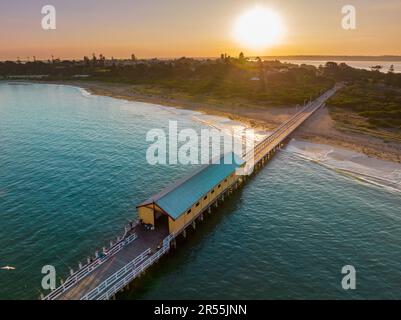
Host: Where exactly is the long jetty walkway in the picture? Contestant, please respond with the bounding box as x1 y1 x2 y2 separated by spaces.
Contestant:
43 84 341 300
247 84 341 167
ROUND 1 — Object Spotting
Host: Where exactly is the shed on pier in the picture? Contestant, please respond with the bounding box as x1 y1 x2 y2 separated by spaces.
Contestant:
137 152 245 235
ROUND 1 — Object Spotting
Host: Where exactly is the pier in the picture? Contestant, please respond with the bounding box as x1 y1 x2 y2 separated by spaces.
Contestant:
42 85 340 300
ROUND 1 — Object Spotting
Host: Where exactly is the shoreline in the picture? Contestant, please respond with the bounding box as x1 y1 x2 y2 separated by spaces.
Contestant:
17 80 401 163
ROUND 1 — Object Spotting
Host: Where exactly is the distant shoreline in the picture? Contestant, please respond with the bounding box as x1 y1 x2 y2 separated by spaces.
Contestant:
2 55 401 63
263 55 401 62
11 80 401 163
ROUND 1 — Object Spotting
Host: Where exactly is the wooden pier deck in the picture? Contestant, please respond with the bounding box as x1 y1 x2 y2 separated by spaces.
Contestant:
60 225 168 300
43 85 341 300
43 222 169 300
248 84 341 167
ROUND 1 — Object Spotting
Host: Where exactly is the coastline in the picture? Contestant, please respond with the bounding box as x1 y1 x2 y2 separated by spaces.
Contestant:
22 80 401 163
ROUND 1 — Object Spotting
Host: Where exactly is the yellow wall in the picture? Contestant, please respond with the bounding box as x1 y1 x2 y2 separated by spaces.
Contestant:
168 173 240 234
138 206 155 226
169 215 184 234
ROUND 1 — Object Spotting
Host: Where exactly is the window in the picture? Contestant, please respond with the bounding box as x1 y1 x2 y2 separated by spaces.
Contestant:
224 179 227 183
187 209 192 214
196 202 200 207
218 184 221 188
211 189 215 194
203 196 207 200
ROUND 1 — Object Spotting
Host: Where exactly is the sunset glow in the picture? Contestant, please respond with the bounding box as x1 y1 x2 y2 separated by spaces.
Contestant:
233 7 284 50
0 1 400 60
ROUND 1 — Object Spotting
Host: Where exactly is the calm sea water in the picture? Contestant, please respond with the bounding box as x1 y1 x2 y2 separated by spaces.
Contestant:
282 60 401 73
1 83 401 300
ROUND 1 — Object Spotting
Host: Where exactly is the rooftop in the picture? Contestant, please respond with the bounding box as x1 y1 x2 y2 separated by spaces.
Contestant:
138 152 244 220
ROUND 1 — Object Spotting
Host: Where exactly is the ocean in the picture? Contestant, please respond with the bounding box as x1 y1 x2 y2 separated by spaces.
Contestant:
281 60 401 73
0 83 401 300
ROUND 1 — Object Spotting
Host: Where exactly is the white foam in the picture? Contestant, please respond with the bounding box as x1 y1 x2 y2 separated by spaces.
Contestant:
191 113 269 146
287 139 401 193
78 87 92 98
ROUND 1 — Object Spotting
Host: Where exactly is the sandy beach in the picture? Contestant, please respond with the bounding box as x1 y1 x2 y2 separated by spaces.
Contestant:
33 80 401 163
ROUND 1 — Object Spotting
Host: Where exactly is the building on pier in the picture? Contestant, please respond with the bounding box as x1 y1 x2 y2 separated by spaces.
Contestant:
137 152 245 235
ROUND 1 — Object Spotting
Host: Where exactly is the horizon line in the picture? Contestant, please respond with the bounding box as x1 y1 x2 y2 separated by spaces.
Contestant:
2 54 401 63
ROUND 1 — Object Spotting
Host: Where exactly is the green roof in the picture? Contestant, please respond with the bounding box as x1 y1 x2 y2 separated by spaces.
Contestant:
138 152 244 220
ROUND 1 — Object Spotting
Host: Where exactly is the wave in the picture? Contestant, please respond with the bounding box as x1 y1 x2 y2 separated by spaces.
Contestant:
287 139 401 194
191 114 269 147
77 87 92 98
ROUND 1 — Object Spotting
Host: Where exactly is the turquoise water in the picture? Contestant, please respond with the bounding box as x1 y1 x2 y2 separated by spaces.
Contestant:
1 83 401 300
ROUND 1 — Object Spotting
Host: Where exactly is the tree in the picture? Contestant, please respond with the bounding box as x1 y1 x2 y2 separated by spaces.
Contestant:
98 54 106 67
370 65 383 72
389 64 395 73
256 57 267 90
83 56 90 67
325 62 339 70
239 52 245 60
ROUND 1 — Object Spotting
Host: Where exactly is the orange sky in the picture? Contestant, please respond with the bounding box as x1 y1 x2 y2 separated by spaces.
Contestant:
0 0 400 60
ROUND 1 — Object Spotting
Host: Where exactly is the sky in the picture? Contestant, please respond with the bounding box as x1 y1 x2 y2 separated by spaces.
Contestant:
0 0 400 60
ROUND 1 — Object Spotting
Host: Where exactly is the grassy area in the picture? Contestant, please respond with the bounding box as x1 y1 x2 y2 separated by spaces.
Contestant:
128 76 333 109
328 83 401 142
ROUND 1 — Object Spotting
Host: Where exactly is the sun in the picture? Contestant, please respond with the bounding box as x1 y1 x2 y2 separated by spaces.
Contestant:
233 6 285 49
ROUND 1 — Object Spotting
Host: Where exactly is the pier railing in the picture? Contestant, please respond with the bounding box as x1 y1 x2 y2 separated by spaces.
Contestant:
81 247 151 300
248 89 335 162
97 234 174 300
81 234 174 300
43 233 138 300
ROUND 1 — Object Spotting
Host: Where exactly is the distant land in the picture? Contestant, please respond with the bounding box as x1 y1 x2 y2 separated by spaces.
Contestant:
263 55 401 62
2 55 401 63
